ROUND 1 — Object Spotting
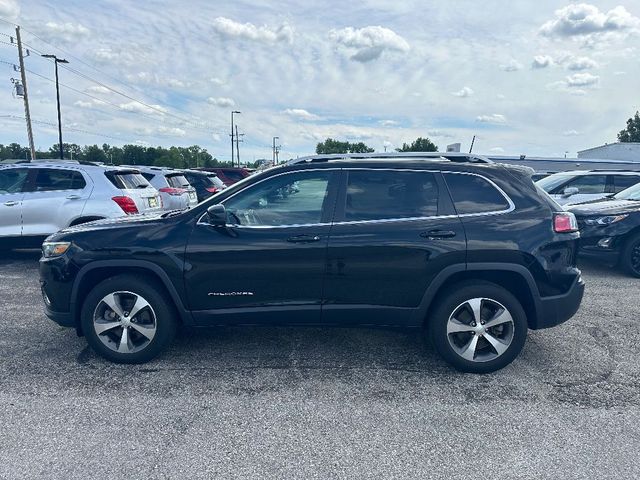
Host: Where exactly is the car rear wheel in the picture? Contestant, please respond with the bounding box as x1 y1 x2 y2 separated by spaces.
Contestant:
621 233 640 278
428 281 528 373
81 275 177 363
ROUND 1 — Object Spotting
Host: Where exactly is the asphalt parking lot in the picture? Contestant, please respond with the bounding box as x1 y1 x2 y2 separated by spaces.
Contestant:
0 251 639 479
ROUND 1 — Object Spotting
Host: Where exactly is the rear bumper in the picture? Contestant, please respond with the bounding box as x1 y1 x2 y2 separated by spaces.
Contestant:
530 274 585 330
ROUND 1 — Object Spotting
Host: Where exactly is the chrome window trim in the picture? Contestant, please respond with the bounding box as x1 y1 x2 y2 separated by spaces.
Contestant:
197 167 516 228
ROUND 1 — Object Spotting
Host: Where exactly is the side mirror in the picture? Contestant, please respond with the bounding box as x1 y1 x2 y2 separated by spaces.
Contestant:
563 187 579 197
206 204 226 226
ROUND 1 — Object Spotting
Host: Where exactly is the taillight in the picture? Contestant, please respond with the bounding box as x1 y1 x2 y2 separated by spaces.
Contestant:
112 196 139 215
206 187 219 193
159 187 187 196
553 212 578 233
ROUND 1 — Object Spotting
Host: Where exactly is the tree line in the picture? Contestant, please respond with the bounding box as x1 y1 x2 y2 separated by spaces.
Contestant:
0 143 233 169
316 136 438 154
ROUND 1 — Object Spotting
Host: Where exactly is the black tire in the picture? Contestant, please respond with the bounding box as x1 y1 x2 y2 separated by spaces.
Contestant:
620 233 640 278
428 281 528 374
81 274 177 364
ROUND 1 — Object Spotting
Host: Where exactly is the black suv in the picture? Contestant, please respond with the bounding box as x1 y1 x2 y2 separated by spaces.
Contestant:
40 153 585 373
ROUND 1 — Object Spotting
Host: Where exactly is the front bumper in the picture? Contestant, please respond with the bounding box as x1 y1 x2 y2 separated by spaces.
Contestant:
530 274 585 330
44 303 75 327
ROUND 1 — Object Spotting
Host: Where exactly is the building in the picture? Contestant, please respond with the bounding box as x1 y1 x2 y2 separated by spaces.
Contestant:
578 142 640 161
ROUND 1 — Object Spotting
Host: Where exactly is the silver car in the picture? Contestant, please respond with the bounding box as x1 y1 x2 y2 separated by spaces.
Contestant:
536 170 640 205
133 166 198 210
0 162 162 247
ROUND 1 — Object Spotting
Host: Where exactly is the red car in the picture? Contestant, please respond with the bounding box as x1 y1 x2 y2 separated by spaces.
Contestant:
198 168 250 186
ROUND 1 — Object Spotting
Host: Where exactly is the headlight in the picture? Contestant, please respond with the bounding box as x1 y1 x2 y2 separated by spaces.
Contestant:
42 241 71 258
584 214 628 226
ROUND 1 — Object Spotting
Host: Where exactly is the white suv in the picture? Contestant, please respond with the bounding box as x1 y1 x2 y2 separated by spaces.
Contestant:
0 162 162 248
133 166 198 210
536 170 640 205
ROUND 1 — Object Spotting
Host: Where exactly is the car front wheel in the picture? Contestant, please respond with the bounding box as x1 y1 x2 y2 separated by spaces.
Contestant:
621 233 640 278
81 275 177 363
428 281 528 373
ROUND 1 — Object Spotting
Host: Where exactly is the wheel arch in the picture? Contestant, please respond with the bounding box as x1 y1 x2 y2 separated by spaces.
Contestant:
69 216 105 227
416 263 540 329
71 260 193 333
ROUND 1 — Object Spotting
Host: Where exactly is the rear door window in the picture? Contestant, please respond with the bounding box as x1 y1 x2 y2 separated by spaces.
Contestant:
0 168 28 194
343 170 439 221
612 175 640 193
444 173 511 215
32 168 86 192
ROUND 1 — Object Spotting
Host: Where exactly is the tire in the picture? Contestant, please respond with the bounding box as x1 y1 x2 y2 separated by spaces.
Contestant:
428 281 528 374
620 233 640 278
81 274 177 364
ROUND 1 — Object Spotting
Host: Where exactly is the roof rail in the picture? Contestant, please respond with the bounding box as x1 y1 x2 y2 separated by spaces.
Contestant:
286 152 493 166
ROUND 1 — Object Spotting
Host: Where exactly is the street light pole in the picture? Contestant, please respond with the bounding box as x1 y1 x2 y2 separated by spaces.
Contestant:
230 110 240 167
42 54 69 160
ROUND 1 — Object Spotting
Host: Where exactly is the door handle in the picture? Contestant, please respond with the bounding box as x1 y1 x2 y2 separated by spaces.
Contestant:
3 201 18 207
420 230 456 240
287 234 321 243
66 194 81 200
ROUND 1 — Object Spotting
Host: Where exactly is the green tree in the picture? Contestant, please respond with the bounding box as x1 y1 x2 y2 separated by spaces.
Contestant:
396 137 438 152
316 138 374 154
82 144 108 163
618 111 640 142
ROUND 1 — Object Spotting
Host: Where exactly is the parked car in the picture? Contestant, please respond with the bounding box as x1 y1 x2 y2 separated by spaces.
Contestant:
181 169 226 203
133 166 198 210
567 182 640 277
198 167 250 186
0 162 161 248
536 170 640 205
40 153 584 373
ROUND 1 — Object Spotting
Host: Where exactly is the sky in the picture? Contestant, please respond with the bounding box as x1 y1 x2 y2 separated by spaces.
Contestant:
0 0 639 161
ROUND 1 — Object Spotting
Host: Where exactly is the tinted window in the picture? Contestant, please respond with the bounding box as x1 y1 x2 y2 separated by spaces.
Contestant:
344 170 439 221
564 175 607 194
612 175 640 193
444 173 510 214
184 173 204 187
166 174 190 188
33 168 86 192
223 170 247 181
107 171 150 189
224 171 331 226
0 168 28 194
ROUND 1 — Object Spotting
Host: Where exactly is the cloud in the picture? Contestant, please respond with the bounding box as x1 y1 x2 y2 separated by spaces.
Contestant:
476 114 507 125
283 108 320 121
540 4 640 38
157 126 186 137
207 97 235 108
532 55 553 69
0 0 19 20
119 101 167 115
500 59 523 72
379 120 399 127
566 72 599 87
210 77 226 86
212 17 293 44
74 100 94 108
329 26 410 62
452 86 474 97
40 21 90 43
427 130 454 138
490 147 505 153
566 56 599 70
563 129 581 136
85 86 111 94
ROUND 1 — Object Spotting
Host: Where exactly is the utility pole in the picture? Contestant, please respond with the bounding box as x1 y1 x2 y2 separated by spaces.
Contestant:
42 54 69 160
469 135 476 153
15 27 36 161
235 124 243 166
230 110 240 167
272 136 280 165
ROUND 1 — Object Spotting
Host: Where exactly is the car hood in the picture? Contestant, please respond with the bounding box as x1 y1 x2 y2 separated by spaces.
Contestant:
567 199 640 216
57 211 177 235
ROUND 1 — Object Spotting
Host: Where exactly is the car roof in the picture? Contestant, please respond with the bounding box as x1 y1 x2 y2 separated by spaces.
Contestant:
545 170 640 176
287 152 492 165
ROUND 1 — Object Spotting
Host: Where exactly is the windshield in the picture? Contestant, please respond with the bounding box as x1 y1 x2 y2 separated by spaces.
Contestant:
536 173 575 192
166 174 190 188
108 171 151 189
615 182 640 201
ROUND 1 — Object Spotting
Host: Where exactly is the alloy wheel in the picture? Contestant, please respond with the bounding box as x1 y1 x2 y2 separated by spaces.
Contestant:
631 242 640 275
446 297 515 363
92 291 157 354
